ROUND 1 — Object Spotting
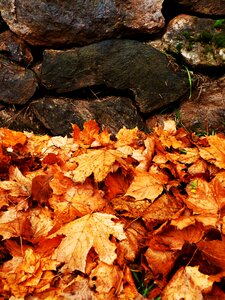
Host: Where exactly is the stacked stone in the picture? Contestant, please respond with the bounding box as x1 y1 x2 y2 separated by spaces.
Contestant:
0 0 224 135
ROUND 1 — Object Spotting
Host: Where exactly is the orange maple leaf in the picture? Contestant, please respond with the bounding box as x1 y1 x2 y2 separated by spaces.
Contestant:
0 128 27 147
125 167 168 201
185 178 219 214
198 134 225 168
0 248 59 298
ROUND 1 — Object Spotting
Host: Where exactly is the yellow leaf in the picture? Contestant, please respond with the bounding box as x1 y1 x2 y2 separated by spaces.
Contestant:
162 266 213 300
50 213 126 272
72 149 126 182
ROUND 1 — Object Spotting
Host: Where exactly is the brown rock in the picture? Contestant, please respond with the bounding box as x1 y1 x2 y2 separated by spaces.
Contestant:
35 39 189 114
162 14 225 67
0 106 46 134
179 76 225 133
174 0 225 16
31 96 146 136
0 30 33 65
146 76 225 134
0 0 164 47
0 57 37 104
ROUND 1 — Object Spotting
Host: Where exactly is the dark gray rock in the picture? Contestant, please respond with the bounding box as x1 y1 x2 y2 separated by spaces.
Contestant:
0 106 46 134
162 14 225 67
0 30 33 65
174 0 225 16
0 57 37 104
35 39 189 114
0 0 164 47
31 96 146 136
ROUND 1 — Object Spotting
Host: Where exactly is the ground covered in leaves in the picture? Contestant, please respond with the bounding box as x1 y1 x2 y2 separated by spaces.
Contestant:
0 120 225 299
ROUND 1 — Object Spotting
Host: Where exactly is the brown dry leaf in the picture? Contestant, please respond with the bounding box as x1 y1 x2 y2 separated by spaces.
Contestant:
162 266 214 300
59 275 97 300
0 166 31 198
143 194 183 229
185 178 219 214
125 167 168 201
72 149 126 182
66 185 104 214
154 120 184 149
211 171 225 209
198 134 225 168
73 120 100 145
105 170 131 200
49 177 106 222
29 207 54 241
145 247 176 277
89 262 123 294
167 147 200 164
188 159 208 175
0 207 30 240
171 214 219 230
149 225 204 251
111 196 150 218
197 239 225 271
50 213 126 272
49 171 75 195
32 174 53 206
117 220 146 263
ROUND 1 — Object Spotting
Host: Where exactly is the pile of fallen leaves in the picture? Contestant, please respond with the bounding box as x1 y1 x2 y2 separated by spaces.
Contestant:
0 120 225 300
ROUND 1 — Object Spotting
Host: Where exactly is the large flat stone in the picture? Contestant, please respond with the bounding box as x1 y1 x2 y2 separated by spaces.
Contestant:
31 96 146 136
174 0 225 15
35 39 189 114
0 0 164 46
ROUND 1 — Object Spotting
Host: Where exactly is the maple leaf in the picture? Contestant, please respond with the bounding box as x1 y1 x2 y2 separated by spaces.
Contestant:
185 178 219 214
31 174 53 206
145 247 177 278
0 166 31 198
198 134 225 168
89 262 123 294
125 167 168 201
143 194 183 229
115 127 145 148
161 266 214 300
188 158 208 175
105 170 131 200
72 149 126 183
197 239 225 271
29 207 54 241
0 207 31 240
50 213 126 272
50 181 106 222
154 120 184 149
73 120 100 145
60 275 97 300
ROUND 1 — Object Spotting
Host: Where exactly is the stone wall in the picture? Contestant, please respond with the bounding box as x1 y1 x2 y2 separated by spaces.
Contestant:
0 0 225 135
